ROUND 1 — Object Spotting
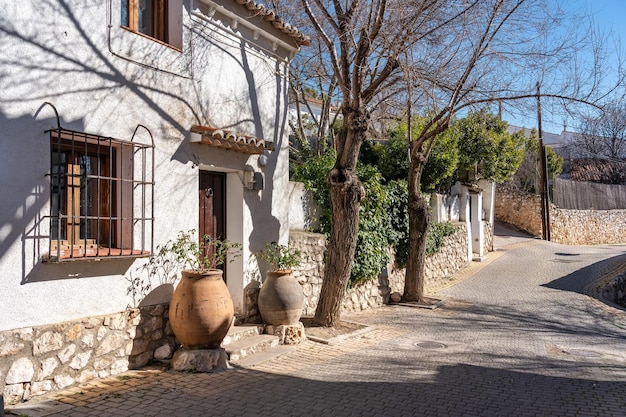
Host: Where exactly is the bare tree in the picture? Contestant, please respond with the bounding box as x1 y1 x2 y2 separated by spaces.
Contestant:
565 103 626 184
575 103 626 160
399 0 619 303
288 45 339 157
296 0 620 322
298 0 462 326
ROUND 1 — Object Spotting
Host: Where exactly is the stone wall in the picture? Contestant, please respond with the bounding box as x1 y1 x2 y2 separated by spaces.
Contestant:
289 231 326 316
388 223 470 300
494 186 543 237
1 305 173 406
495 186 626 245
484 221 494 253
289 223 470 315
551 209 626 245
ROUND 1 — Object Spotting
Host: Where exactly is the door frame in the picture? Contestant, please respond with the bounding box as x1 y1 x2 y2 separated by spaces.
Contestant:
199 170 227 279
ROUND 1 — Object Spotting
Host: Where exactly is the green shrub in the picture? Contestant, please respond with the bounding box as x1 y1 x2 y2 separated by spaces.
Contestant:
292 151 389 286
292 150 457 285
426 222 456 257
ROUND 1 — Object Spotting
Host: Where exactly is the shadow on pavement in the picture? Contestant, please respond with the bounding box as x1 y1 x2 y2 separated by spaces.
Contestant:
493 221 537 250
543 252 626 294
7 360 625 417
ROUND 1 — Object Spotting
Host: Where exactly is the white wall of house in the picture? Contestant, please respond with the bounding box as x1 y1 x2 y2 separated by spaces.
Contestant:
0 0 299 331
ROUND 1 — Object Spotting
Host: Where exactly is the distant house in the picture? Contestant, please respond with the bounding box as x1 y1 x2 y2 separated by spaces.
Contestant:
0 0 307 397
508 126 625 184
288 92 341 151
507 125 566 149
568 158 626 184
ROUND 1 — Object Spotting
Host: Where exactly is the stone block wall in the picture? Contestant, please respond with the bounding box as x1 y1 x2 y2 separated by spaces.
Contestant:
551 209 626 245
484 221 494 253
289 223 470 315
496 186 626 245
289 230 326 316
388 223 470 299
1 304 174 406
494 186 543 237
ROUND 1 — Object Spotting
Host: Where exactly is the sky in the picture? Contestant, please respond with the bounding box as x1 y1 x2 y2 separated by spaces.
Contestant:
504 0 626 134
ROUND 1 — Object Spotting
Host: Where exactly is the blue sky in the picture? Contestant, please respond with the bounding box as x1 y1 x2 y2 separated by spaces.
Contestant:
504 0 626 133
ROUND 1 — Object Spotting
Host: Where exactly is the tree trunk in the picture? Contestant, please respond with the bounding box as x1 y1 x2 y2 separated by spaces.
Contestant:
313 168 364 326
403 151 430 303
313 106 367 327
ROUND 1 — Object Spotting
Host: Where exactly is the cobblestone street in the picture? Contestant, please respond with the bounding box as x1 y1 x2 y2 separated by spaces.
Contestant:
8 235 626 417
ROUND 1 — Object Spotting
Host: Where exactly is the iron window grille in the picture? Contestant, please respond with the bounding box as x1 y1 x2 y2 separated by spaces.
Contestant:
45 125 154 261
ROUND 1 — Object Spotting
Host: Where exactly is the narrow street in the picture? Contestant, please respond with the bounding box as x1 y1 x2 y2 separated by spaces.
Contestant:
9 227 626 417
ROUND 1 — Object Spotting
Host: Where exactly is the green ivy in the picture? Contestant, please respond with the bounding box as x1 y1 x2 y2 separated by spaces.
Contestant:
292 151 389 286
350 163 389 286
292 150 458 285
384 180 410 267
383 181 456 266
425 221 456 257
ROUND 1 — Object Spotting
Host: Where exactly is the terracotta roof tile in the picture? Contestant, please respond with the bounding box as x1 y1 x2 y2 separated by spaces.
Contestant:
233 0 310 46
191 125 275 154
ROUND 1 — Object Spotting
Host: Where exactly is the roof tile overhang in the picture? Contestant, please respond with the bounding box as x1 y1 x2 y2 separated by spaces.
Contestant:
190 125 274 154
233 0 310 46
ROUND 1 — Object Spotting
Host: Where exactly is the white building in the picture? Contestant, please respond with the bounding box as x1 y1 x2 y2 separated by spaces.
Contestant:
0 1 307 334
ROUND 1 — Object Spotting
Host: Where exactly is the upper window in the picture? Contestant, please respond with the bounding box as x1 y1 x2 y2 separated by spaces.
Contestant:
46 128 154 261
121 0 169 45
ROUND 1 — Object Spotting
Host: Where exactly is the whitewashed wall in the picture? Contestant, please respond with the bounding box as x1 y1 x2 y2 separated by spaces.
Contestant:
0 0 296 331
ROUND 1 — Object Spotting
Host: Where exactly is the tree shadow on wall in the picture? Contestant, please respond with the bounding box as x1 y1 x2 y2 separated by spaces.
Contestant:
0 0 214 282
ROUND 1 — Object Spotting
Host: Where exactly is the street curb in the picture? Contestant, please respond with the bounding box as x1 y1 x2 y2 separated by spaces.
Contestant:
583 256 626 314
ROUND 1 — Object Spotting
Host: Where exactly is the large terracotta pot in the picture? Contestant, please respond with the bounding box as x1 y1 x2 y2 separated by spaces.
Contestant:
258 270 304 326
169 269 234 349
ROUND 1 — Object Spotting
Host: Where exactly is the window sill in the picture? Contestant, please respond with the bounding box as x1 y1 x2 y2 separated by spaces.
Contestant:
43 248 151 263
120 26 183 52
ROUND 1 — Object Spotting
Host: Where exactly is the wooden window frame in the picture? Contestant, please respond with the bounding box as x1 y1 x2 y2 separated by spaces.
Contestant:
46 128 154 262
51 142 116 250
122 0 168 44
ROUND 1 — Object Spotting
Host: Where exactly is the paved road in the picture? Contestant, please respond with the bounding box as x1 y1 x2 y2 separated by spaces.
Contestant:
8 233 626 417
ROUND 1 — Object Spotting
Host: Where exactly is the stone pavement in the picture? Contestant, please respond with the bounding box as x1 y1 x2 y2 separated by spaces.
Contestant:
7 230 626 417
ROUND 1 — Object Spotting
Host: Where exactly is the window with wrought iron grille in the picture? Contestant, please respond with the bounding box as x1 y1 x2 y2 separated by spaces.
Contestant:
46 128 154 261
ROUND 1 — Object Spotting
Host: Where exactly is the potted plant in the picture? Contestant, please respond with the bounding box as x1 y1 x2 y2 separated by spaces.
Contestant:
257 242 305 326
166 230 241 349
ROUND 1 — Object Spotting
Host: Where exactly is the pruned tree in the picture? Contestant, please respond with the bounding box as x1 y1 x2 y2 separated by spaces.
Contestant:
294 0 620 322
297 0 458 326
399 0 616 303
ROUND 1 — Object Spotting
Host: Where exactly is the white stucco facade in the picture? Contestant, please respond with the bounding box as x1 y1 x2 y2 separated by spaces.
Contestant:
0 0 304 331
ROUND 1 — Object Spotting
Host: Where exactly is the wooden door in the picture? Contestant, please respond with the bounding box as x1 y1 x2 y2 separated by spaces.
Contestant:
199 171 226 278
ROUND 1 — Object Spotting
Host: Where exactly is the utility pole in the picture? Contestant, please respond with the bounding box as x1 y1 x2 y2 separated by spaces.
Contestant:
536 82 551 241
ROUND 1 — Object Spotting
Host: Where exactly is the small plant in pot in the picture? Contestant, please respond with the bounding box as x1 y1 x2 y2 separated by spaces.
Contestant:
168 229 241 272
258 242 303 272
257 242 305 326
166 230 241 349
